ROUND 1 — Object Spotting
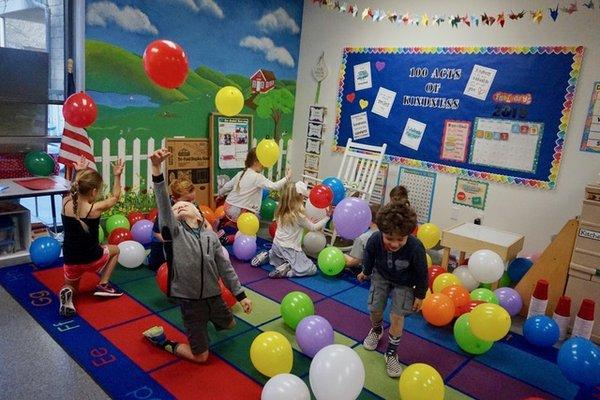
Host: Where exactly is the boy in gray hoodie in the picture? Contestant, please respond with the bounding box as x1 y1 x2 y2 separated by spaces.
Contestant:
142 149 252 363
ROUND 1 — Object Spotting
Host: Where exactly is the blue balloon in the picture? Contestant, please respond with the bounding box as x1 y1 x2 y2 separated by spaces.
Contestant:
507 257 533 282
523 316 559 347
29 236 62 267
262 188 270 200
557 337 600 387
322 177 345 206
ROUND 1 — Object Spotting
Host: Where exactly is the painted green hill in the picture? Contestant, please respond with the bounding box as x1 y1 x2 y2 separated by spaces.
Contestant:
226 74 251 91
195 66 240 90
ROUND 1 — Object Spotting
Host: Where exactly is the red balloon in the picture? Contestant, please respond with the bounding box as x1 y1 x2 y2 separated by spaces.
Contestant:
108 227 132 245
156 262 168 294
128 211 145 226
456 300 485 316
219 279 237 308
143 40 189 89
269 221 277 238
428 265 445 291
146 208 158 222
309 184 334 209
63 92 97 128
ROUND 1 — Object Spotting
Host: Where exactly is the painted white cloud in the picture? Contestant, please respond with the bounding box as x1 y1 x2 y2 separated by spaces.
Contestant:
87 1 158 35
239 36 295 68
199 0 224 18
168 0 199 12
257 7 299 34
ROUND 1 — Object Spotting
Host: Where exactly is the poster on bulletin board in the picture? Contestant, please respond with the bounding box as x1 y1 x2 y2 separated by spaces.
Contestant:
334 47 584 190
580 82 600 153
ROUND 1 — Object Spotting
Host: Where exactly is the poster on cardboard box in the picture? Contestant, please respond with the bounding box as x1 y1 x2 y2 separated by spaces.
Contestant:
166 138 211 206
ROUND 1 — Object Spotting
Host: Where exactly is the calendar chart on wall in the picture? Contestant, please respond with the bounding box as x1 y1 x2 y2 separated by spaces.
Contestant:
334 47 584 189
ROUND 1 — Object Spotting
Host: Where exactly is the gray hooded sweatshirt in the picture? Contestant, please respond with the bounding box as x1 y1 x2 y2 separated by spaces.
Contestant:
153 173 246 302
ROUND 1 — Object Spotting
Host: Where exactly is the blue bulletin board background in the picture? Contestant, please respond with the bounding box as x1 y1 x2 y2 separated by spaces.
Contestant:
334 47 584 189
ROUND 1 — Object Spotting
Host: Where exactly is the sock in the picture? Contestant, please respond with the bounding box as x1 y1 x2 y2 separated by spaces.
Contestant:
372 319 383 335
386 334 401 357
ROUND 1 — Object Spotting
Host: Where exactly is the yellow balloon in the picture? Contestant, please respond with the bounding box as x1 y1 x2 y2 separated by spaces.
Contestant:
215 86 244 116
250 331 293 377
256 139 280 168
238 212 259 236
469 303 511 342
399 363 445 400
432 273 461 294
426 253 432 268
417 223 441 249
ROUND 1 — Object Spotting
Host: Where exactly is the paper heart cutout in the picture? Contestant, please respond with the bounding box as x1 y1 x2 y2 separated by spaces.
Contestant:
375 61 386 71
346 93 356 103
359 99 369 109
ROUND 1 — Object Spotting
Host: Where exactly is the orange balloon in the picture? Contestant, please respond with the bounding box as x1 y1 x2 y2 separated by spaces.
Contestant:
199 205 216 225
441 285 471 317
214 205 226 220
421 293 455 326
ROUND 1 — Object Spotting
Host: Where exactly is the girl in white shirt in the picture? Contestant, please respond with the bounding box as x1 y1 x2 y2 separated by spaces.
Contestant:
252 181 331 279
218 148 290 222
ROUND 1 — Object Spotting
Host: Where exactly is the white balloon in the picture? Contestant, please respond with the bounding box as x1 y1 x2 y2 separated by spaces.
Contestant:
302 231 327 257
305 199 327 223
262 373 310 400
468 250 504 284
117 240 146 268
309 344 365 400
453 265 479 291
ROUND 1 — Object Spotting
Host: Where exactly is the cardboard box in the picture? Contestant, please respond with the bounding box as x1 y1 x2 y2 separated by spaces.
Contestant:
165 138 211 207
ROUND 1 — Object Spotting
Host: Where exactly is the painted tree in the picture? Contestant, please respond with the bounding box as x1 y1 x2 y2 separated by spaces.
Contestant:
255 88 294 142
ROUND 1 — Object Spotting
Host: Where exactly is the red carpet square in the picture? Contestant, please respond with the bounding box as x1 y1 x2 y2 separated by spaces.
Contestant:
102 315 187 372
151 355 262 399
34 267 98 294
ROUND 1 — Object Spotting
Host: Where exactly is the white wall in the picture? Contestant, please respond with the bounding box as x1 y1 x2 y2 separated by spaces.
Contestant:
291 0 600 254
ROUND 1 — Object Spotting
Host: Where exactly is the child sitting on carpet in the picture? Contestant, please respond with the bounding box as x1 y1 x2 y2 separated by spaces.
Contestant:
59 157 124 317
389 184 410 205
143 149 252 363
251 181 330 278
216 148 290 243
358 201 428 378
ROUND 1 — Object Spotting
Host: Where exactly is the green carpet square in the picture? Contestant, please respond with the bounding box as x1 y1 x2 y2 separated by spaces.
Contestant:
233 289 281 326
119 276 174 312
110 265 156 285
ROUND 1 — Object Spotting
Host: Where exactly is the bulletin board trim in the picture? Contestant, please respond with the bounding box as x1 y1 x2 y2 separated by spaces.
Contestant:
333 46 584 190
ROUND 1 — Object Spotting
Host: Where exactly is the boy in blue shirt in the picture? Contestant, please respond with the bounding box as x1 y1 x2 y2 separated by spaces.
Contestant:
358 201 428 378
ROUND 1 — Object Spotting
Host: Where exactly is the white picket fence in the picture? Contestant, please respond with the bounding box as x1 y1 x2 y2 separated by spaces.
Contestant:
91 136 293 191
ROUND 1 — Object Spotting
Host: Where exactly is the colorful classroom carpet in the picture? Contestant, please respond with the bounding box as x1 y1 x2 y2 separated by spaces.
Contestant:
1 242 598 400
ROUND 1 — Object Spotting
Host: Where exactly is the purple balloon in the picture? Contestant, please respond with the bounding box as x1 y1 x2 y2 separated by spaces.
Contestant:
131 219 154 245
332 198 371 240
494 287 523 316
232 233 257 261
296 315 334 358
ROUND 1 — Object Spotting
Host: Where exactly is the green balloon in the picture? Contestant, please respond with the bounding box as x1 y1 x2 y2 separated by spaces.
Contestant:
498 271 512 288
98 226 105 243
260 198 277 221
106 214 130 234
479 282 492 290
280 291 314 330
470 288 499 304
317 246 345 276
454 314 494 355
24 151 55 176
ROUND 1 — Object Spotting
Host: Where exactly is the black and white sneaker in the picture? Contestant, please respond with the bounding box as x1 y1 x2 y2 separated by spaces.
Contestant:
251 251 269 267
59 287 76 317
385 354 402 378
268 263 291 278
362 328 383 350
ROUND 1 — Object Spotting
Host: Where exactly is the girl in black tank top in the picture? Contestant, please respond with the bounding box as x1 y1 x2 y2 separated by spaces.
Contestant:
58 159 125 318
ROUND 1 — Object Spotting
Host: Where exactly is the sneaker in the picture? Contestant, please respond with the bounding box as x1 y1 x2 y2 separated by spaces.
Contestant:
362 328 383 351
143 325 166 346
385 354 402 378
93 282 123 297
251 251 269 267
268 263 291 278
59 287 76 317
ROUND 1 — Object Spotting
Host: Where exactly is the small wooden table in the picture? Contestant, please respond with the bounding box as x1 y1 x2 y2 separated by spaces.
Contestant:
440 223 524 269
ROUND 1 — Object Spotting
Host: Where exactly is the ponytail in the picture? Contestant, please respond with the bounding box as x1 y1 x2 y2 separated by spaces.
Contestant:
70 182 89 233
236 147 259 192
69 169 102 233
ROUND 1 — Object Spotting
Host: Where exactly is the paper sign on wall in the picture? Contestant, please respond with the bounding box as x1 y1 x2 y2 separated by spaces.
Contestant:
580 82 600 153
441 120 471 162
353 62 372 91
372 87 397 118
400 118 426 151
453 177 488 210
464 64 497 101
351 112 370 140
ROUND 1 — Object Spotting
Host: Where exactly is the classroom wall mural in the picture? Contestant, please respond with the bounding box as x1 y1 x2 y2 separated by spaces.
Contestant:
85 0 302 184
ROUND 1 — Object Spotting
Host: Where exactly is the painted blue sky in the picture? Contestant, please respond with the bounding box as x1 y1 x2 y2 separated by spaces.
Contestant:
85 0 303 80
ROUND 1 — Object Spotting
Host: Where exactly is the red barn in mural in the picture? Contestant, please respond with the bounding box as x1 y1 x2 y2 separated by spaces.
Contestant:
250 69 276 93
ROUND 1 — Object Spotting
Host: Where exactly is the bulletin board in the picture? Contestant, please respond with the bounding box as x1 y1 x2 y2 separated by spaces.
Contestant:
209 113 254 203
334 47 584 189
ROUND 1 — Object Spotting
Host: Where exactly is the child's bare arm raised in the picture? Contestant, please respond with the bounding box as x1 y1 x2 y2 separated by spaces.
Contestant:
92 159 124 213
